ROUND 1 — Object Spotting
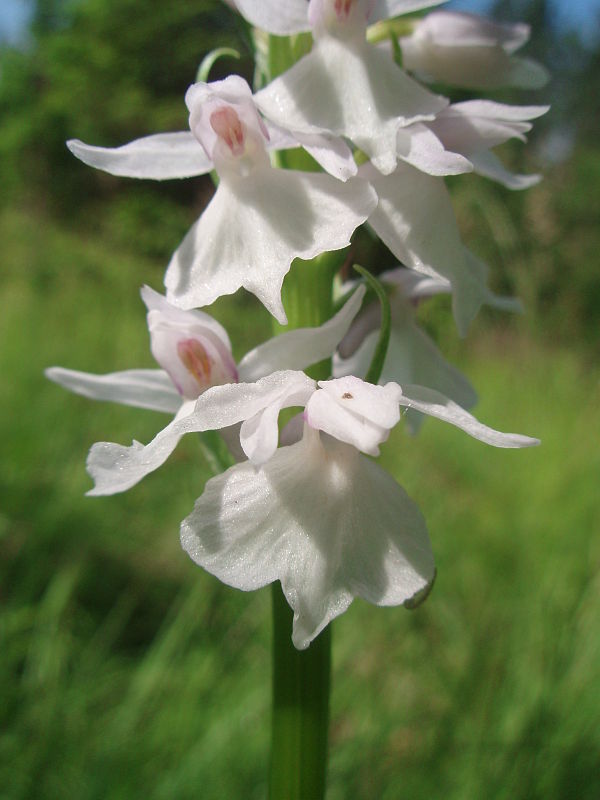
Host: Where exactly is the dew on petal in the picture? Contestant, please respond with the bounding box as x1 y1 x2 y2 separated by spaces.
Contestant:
210 106 245 157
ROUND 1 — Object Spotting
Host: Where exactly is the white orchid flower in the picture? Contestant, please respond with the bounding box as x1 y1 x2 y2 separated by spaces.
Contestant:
400 11 549 90
393 121 473 177
306 375 538 450
251 0 449 175
45 285 366 495
334 269 477 431
67 74 356 181
67 75 376 323
361 160 521 335
230 0 447 37
427 100 549 190
181 373 539 649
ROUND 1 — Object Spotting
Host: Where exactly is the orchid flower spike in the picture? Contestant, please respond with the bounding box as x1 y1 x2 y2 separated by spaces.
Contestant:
181 373 539 649
45 286 366 495
67 75 376 323
399 11 550 90
427 101 549 190
251 0 449 175
334 269 477 430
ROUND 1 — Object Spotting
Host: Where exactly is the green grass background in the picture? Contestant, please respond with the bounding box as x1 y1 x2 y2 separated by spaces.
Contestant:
1 194 598 799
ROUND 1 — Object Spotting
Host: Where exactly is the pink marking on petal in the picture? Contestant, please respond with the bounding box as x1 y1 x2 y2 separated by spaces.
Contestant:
177 338 213 390
334 0 353 20
210 106 245 157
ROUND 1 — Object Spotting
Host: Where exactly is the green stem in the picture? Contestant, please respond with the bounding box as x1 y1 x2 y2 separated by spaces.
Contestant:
268 252 339 800
269 586 331 800
273 252 345 350
352 265 391 386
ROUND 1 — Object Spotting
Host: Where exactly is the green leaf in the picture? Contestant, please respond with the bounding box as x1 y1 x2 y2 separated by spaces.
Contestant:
353 265 391 385
196 47 241 83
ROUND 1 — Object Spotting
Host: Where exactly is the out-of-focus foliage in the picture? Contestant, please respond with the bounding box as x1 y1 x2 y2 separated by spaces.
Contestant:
0 0 249 256
490 0 600 143
1 206 599 800
446 144 600 352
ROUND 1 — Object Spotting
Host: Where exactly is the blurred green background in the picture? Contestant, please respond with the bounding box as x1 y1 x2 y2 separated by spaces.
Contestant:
1 1 599 798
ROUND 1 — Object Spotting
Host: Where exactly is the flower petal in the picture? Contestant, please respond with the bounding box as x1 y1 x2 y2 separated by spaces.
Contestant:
181 426 434 649
318 377 402 428
185 76 270 170
67 133 213 180
233 0 311 34
293 132 359 181
398 384 540 447
428 101 549 154
305 377 402 455
239 372 317 464
238 285 366 382
400 12 548 90
165 168 376 323
396 123 472 176
369 0 447 23
451 100 549 122
462 248 523 314
142 285 234 354
334 295 382 358
45 366 181 414
410 12 530 51
468 149 541 190
86 371 315 495
363 161 507 335
264 121 358 181
380 268 451 299
142 286 238 398
334 317 477 433
256 37 447 175
87 398 196 496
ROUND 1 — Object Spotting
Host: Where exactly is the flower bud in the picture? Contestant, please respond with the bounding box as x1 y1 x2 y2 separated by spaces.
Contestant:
400 11 548 90
141 286 238 400
186 76 270 175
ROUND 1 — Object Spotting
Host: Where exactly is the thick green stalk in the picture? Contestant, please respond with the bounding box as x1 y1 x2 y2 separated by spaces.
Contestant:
268 253 339 800
274 251 343 338
269 587 331 799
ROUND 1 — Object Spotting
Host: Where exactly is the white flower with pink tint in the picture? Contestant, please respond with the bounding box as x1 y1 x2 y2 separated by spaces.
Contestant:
181 372 538 648
427 100 549 190
361 160 522 335
231 0 446 36
46 286 366 494
144 287 239 399
251 0 449 175
67 76 376 323
165 77 376 322
334 269 477 431
400 11 549 90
